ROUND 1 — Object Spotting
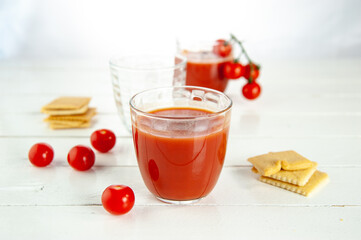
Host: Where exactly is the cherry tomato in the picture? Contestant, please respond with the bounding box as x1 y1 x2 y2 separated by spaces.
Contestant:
213 39 232 57
102 185 135 215
28 143 54 167
223 61 244 79
67 145 95 171
243 62 260 81
91 129 116 153
242 82 261 100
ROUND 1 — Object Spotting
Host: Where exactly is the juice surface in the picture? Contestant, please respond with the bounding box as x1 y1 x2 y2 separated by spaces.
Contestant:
132 107 230 201
185 52 230 92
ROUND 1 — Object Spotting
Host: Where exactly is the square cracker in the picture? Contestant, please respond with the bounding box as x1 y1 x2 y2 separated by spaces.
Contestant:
42 97 91 110
269 162 317 186
44 108 96 122
248 153 281 177
47 119 88 127
253 162 318 186
270 150 313 171
49 121 90 129
259 170 329 197
251 166 259 174
41 104 89 116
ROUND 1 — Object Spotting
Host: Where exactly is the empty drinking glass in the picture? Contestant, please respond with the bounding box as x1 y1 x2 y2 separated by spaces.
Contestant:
110 54 186 132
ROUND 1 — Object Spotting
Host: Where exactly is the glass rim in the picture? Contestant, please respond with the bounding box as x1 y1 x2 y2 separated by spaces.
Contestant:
129 86 233 120
109 53 187 71
177 39 233 61
177 39 224 47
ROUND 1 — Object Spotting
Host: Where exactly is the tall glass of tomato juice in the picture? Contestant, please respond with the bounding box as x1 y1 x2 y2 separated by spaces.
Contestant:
179 41 233 92
130 86 232 204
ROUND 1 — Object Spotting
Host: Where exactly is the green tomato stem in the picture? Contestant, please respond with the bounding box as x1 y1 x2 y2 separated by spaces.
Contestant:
230 33 261 83
230 34 252 63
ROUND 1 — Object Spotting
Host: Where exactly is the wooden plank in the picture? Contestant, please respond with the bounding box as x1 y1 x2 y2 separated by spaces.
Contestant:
1 90 361 115
0 113 129 137
0 166 358 206
1 58 360 83
0 205 359 240
1 72 361 100
1 59 361 98
0 70 112 95
1 136 360 167
0 95 118 114
228 114 361 137
1 112 361 137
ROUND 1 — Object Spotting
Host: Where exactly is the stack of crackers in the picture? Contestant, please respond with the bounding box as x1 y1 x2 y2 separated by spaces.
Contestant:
41 97 96 129
248 150 329 197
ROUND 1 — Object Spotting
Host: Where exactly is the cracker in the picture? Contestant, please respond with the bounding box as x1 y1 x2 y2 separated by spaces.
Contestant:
49 121 90 129
47 119 88 127
42 97 91 111
259 170 329 197
251 166 259 174
251 162 317 186
44 108 96 121
270 150 313 170
268 162 318 186
41 104 89 116
248 153 281 176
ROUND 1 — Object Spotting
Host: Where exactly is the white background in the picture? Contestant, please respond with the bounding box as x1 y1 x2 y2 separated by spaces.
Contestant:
1 0 361 61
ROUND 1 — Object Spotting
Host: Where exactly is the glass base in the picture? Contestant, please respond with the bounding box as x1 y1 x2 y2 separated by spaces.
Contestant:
156 196 204 205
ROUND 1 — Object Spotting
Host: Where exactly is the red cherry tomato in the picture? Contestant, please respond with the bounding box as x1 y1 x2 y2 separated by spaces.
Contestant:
213 39 232 57
242 82 261 100
243 62 260 81
223 61 244 79
28 143 54 167
67 145 95 171
91 129 116 153
102 185 135 215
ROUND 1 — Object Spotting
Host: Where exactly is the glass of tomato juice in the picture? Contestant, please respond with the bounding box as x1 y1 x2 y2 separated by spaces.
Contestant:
178 40 233 92
130 86 232 204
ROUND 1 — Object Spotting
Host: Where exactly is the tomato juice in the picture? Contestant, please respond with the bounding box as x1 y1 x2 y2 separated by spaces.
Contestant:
184 51 232 92
132 107 230 201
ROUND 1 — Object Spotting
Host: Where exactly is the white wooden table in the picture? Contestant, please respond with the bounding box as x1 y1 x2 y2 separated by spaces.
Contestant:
1 59 360 239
